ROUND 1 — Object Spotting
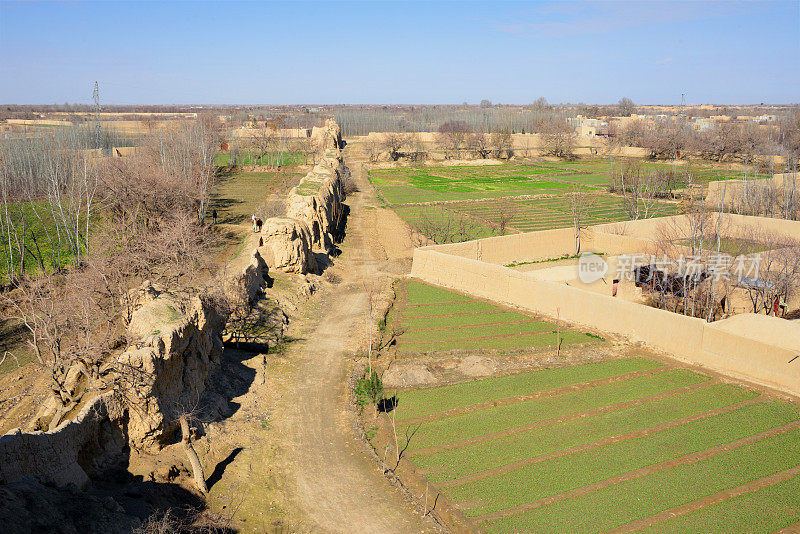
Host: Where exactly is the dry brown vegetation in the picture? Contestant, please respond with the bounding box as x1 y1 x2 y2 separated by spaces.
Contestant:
647 212 800 320
0 119 237 427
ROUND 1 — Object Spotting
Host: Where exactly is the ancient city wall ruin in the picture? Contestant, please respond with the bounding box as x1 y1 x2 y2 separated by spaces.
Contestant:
0 119 348 489
0 251 270 488
259 119 347 274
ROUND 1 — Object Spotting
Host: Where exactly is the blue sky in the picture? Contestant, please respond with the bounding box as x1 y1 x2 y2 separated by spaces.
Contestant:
0 0 798 105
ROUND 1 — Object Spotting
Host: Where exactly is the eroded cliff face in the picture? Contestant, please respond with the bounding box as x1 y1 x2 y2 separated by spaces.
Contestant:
259 119 348 274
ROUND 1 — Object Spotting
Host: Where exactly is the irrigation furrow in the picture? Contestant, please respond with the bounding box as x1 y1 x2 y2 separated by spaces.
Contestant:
472 420 800 525
406 301 477 308
409 377 719 458
402 309 509 319
403 320 538 333
437 392 757 485
604 466 800 533
397 365 674 426
402 328 555 345
773 520 800 533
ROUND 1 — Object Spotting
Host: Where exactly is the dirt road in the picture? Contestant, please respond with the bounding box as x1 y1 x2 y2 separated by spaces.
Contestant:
275 159 434 532
205 158 436 532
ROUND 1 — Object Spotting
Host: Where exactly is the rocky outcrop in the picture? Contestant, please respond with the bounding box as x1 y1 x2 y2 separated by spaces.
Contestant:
259 119 348 274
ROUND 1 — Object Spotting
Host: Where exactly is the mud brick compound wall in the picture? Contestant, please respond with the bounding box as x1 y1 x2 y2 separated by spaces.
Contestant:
411 214 800 396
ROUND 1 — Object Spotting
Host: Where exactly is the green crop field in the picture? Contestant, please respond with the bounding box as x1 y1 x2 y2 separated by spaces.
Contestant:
385 358 800 533
0 200 93 282
368 161 764 206
422 195 679 234
209 170 304 225
214 150 305 167
368 161 691 240
387 279 600 356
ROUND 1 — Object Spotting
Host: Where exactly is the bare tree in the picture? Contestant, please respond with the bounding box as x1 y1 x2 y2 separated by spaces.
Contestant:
469 132 492 159
436 120 472 159
778 106 800 165
617 97 636 117
293 135 319 165
739 232 800 315
490 130 513 159
693 121 766 164
381 133 406 162
155 120 219 223
454 212 481 242
363 137 382 163
569 185 595 254
611 160 663 220
496 200 519 235
405 133 428 162
639 118 691 160
531 97 551 110
617 119 647 148
173 402 209 494
0 125 104 281
1 270 121 430
415 208 455 244
538 117 576 159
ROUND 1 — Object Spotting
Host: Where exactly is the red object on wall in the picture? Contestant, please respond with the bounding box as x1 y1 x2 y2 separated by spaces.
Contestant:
220 142 229 151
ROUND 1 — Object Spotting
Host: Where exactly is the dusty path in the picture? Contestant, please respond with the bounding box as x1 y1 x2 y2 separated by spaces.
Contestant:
269 158 435 532
273 159 434 532
205 156 436 532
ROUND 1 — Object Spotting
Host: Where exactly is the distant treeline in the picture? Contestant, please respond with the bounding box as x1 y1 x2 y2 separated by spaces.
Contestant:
333 106 569 136
333 104 799 137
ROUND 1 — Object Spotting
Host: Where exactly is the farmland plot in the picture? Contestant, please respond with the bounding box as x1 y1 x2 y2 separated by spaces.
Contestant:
387 358 800 533
387 279 600 356
368 162 681 240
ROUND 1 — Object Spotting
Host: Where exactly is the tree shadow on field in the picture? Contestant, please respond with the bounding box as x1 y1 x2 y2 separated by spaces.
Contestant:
377 395 398 413
206 447 244 490
208 197 248 225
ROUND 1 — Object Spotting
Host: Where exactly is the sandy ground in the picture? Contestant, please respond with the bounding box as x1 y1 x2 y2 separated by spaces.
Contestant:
203 154 437 532
0 357 49 435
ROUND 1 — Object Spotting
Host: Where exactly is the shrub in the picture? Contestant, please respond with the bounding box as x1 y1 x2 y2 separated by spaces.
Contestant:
355 369 384 409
